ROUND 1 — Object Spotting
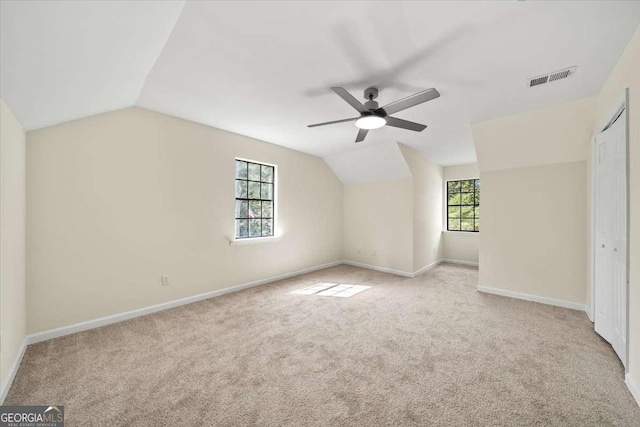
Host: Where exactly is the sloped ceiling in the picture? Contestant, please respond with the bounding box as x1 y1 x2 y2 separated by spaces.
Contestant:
1 1 640 172
0 0 185 130
324 142 411 185
473 96 598 173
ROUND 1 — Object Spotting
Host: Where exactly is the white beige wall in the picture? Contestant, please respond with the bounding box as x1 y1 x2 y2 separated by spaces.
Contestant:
473 96 597 306
480 161 587 303
343 179 413 273
26 107 343 334
594 24 640 391
0 98 26 400
443 163 479 265
342 144 443 275
399 145 444 271
444 163 479 182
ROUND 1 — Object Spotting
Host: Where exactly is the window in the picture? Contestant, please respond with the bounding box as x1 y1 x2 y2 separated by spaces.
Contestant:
235 159 275 239
447 179 480 232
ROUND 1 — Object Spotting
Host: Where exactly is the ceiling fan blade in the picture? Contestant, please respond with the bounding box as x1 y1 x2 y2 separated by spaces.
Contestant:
355 128 369 143
308 117 358 128
385 116 427 132
377 88 440 116
332 87 368 114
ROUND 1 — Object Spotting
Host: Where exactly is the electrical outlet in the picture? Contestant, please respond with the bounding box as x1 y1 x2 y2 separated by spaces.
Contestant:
161 276 169 286
356 249 361 255
371 250 376 256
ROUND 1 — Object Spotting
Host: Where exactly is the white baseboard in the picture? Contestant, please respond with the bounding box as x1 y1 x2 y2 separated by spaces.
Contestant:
441 258 479 267
477 285 586 311
585 304 594 322
27 258 468 346
344 258 478 278
342 260 413 277
412 259 443 276
0 338 27 404
26 260 342 345
342 259 448 278
626 374 640 408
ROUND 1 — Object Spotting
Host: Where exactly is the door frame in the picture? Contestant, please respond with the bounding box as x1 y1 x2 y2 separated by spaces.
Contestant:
590 88 630 370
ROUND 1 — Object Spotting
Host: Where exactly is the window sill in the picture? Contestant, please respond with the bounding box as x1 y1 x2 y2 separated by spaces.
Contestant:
229 235 282 246
442 230 480 234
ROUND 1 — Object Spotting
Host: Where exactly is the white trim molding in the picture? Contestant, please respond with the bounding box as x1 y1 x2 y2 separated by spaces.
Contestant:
626 374 640 409
29 259 457 346
25 260 480 347
584 304 594 322
1 338 27 404
228 235 282 246
26 261 342 345
343 259 446 278
441 258 479 267
342 260 414 278
477 286 586 311
412 260 443 277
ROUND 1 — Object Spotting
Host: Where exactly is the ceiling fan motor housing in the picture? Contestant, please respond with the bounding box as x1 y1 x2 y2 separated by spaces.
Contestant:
364 99 379 111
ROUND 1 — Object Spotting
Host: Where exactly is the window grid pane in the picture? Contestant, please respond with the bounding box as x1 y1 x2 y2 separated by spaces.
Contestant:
447 178 479 232
235 160 275 238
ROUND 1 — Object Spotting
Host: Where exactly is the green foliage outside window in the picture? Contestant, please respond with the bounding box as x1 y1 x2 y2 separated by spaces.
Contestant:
235 160 275 238
447 179 479 232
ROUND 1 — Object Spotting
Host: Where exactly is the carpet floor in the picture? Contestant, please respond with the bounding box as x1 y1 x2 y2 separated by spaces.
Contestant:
6 263 640 426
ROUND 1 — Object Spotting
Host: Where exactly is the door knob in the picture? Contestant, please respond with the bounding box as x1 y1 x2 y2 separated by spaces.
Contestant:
614 248 618 252
602 244 605 248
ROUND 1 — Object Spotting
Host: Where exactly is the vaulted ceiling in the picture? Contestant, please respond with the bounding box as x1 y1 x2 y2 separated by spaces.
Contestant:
2 1 639 167
0 1 185 129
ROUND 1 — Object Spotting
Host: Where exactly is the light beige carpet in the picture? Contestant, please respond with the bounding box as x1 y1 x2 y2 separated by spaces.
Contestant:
6 263 640 426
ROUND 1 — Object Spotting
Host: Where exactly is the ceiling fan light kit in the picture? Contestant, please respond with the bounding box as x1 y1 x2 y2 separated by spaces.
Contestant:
308 86 440 143
355 115 386 129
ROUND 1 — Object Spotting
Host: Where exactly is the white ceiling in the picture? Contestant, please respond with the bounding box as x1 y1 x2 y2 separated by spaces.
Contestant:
2 1 640 167
0 0 185 130
324 142 411 185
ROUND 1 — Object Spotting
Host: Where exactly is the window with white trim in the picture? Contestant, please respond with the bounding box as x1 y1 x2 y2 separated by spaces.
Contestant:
446 179 480 232
235 159 275 238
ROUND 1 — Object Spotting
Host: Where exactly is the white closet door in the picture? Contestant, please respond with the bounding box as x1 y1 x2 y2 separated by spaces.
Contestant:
594 111 627 367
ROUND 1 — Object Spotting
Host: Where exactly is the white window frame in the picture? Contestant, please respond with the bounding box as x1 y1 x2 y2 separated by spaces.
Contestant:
443 177 480 233
230 157 279 245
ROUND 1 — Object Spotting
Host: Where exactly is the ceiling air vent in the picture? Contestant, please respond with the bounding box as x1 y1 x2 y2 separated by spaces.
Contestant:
528 66 576 88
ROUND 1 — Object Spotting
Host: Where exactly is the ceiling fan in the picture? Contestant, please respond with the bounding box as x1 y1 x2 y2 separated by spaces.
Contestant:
308 86 440 143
